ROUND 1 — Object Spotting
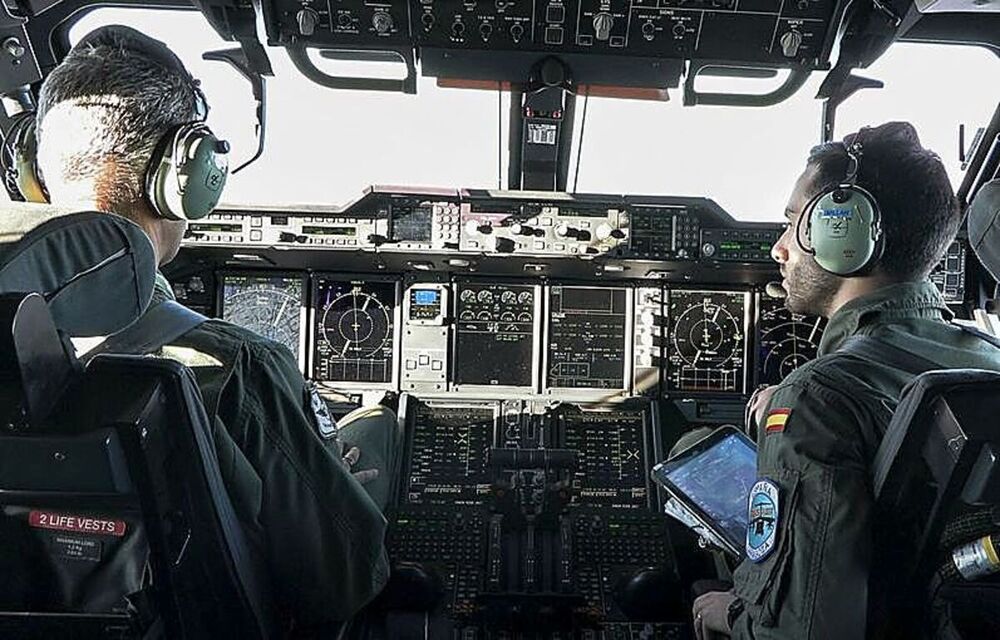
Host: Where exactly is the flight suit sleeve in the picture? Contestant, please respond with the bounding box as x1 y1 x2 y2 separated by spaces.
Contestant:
222 341 390 625
730 374 876 640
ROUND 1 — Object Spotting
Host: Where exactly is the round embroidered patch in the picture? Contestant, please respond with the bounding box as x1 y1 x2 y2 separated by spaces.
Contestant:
746 478 780 563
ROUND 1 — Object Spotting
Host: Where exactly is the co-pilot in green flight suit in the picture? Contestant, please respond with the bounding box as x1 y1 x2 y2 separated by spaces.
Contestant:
731 281 1000 639
151 274 402 629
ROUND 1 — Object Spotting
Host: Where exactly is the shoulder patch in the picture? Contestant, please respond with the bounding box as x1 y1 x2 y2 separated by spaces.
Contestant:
746 478 780 562
765 408 791 434
308 386 338 439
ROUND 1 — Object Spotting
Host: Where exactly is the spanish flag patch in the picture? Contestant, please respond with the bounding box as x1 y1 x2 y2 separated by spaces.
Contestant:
765 409 791 434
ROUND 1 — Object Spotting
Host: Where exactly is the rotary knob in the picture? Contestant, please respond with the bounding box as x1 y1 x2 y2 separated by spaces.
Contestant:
780 30 803 58
296 8 320 36
593 12 613 41
372 12 393 34
511 223 536 236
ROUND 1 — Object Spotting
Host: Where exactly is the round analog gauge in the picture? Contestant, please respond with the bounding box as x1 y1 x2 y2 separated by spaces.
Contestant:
501 290 517 304
477 290 494 304
517 291 532 304
460 289 476 303
320 289 392 358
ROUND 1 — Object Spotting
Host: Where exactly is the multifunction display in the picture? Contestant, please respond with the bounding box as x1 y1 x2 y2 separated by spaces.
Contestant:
454 283 536 387
755 294 825 387
560 411 650 510
666 289 748 393
220 272 306 365
313 278 397 383
547 286 628 390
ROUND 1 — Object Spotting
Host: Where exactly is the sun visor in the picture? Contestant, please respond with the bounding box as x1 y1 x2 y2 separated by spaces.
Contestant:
0 204 157 336
968 180 1000 282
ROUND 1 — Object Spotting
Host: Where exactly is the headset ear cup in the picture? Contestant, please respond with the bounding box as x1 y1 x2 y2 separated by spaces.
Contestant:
4 114 49 203
809 185 880 276
145 123 228 221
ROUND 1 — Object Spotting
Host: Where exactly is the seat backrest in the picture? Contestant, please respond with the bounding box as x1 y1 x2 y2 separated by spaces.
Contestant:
0 208 276 638
872 369 1000 638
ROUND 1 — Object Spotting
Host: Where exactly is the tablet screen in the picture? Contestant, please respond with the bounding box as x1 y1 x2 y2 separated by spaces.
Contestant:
654 432 757 552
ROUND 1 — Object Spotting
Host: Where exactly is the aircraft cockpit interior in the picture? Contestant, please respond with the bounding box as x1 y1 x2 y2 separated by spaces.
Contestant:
0 0 998 636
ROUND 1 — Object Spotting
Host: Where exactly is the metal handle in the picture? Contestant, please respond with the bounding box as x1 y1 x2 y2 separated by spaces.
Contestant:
683 61 811 107
286 46 416 94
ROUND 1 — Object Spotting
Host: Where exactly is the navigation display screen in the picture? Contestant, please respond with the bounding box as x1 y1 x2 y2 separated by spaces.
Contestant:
547 286 627 389
220 273 306 365
666 289 748 393
653 430 757 552
313 278 396 383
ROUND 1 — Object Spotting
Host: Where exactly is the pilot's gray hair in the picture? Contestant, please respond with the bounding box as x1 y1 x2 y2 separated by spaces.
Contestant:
35 26 199 215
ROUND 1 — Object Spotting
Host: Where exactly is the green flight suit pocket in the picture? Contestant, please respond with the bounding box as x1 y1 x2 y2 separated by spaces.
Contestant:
733 468 800 629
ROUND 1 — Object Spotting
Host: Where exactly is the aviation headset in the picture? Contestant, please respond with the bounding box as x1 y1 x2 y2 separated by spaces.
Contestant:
0 26 229 221
796 127 884 277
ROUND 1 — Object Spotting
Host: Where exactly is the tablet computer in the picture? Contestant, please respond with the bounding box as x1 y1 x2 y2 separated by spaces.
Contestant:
651 426 757 557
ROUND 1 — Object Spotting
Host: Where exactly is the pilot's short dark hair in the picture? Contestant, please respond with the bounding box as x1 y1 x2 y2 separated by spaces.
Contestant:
806 122 959 281
35 25 200 209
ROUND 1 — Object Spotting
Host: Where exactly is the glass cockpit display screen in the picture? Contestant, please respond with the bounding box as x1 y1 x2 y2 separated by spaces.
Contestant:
390 205 433 242
547 286 627 389
653 430 757 553
756 294 825 386
454 283 535 387
220 273 305 365
313 278 396 383
666 289 748 393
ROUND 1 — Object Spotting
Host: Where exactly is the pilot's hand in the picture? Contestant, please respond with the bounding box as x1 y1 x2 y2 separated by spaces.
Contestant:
340 444 379 485
692 590 735 640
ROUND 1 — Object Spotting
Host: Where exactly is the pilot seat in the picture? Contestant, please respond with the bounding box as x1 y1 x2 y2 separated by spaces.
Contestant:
0 204 276 639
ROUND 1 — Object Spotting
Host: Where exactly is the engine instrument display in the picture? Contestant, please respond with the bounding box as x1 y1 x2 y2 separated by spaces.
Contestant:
313 278 397 383
454 283 536 387
666 289 748 393
220 272 306 365
547 286 628 390
756 294 826 387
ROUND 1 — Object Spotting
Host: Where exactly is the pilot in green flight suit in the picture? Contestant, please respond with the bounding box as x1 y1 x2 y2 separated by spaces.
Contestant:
691 122 1000 639
32 27 402 632
151 274 402 627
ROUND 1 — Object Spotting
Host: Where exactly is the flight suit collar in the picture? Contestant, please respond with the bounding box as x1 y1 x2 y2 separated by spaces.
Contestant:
151 271 177 305
818 280 952 355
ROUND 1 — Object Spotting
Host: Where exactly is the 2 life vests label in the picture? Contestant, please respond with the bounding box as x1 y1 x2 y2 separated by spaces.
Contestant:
28 511 127 537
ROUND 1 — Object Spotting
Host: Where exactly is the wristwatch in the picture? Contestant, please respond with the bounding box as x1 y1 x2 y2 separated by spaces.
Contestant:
727 597 745 630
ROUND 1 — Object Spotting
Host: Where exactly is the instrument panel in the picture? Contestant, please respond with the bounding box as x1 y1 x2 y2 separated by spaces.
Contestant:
261 0 847 71
212 272 823 399
184 189 968 403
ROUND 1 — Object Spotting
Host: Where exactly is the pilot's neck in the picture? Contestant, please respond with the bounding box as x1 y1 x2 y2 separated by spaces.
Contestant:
826 274 895 318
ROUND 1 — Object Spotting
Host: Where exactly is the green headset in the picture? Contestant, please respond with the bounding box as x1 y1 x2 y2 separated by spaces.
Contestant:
796 128 884 277
0 26 229 221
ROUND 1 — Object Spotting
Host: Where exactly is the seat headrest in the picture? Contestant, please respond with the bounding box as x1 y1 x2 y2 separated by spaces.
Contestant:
0 203 157 336
968 179 1000 281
